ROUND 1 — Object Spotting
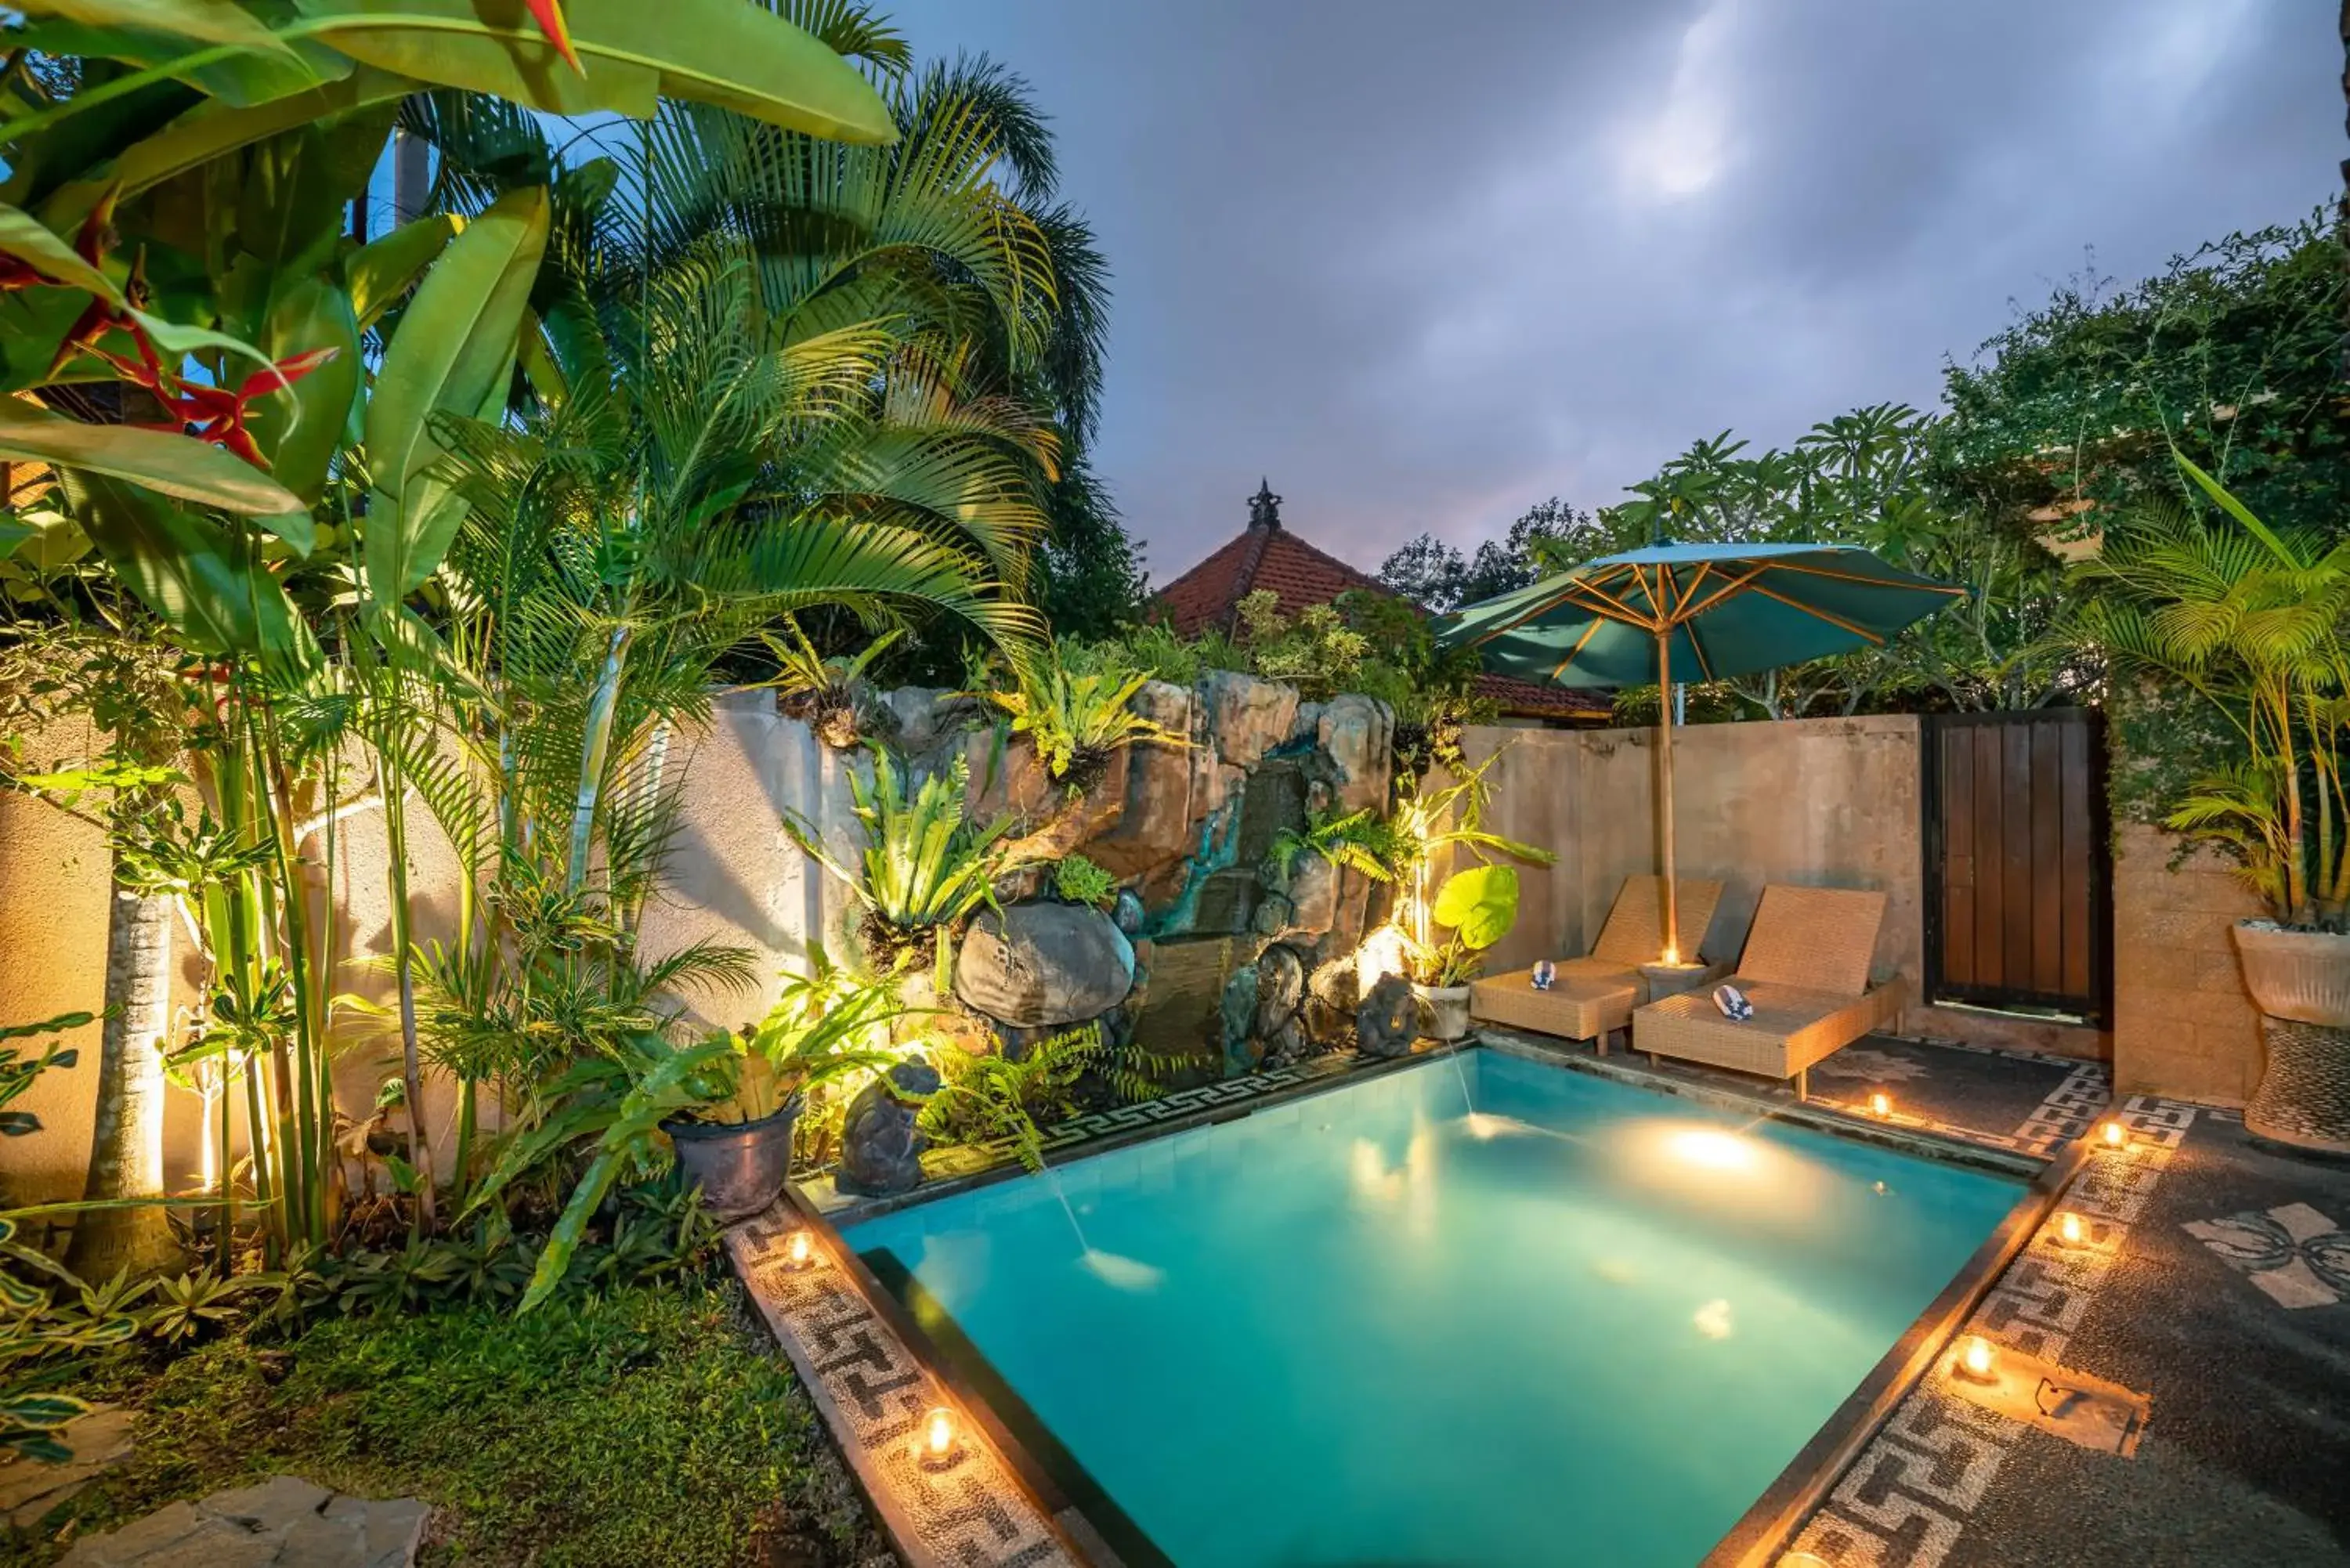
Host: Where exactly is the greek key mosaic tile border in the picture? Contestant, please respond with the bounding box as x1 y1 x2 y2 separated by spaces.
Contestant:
1784 1083 2197 1568
1806 1057 2111 1160
728 1209 1083 1568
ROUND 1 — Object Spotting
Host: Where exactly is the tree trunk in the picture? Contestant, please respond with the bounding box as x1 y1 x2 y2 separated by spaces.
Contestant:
392 124 431 226
64 884 178 1280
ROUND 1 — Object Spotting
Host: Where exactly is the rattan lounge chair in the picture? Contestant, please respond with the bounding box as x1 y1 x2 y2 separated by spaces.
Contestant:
1470 876 1725 1052
1630 883 1907 1097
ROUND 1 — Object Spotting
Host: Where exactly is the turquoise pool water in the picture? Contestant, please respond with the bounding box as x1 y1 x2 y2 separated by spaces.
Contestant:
845 1051 2023 1567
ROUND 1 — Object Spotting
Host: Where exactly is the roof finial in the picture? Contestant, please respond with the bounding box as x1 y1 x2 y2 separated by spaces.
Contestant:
1248 477 1282 530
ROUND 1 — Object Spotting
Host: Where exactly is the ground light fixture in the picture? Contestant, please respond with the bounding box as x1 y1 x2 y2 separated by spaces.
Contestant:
916 1407 960 1469
2057 1212 2085 1247
784 1230 816 1270
1868 1092 1892 1118
2101 1119 2127 1149
1954 1335 1998 1382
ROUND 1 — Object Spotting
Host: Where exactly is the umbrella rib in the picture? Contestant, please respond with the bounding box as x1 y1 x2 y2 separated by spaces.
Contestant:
1669 562 1713 619
1676 565 1773 620
1466 559 1643 643
1761 561 1969 594
1746 582 1889 644
1682 616 1718 681
1562 580 1656 629
1549 616 1607 682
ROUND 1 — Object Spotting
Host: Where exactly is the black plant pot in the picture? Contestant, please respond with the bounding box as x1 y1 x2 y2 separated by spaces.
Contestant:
666 1097 802 1219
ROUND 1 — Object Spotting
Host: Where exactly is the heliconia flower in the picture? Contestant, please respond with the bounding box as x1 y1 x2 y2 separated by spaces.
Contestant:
44 190 139 378
524 0 584 74
168 346 343 470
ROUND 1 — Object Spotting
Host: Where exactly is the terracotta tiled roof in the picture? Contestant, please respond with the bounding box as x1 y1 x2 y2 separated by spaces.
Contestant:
1151 512 1613 724
1470 672 1613 721
1155 523 1389 639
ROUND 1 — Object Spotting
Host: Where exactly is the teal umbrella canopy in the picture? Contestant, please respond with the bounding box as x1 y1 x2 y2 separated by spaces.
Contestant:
1435 539 1961 971
1436 540 1963 687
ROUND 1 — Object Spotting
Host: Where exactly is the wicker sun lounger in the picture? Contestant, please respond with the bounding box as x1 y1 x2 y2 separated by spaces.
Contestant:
1631 883 1907 1097
1470 875 1725 1051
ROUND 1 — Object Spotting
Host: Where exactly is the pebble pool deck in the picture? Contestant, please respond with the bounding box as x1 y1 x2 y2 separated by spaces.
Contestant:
732 1030 2350 1568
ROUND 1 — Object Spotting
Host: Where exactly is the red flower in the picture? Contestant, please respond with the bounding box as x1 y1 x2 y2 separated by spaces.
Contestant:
43 190 142 379
168 347 342 469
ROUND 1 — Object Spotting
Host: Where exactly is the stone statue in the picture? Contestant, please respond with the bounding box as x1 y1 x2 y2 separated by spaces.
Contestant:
1247 477 1282 530
836 1060 942 1197
1356 973 1416 1060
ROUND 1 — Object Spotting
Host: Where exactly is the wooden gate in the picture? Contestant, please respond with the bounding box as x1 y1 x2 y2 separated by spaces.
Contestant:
1921 709 2110 1021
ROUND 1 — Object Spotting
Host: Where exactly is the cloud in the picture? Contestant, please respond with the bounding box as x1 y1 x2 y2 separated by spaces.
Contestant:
880 0 2334 583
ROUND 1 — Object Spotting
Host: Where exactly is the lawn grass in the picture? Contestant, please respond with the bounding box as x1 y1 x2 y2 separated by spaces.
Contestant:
2 1275 891 1568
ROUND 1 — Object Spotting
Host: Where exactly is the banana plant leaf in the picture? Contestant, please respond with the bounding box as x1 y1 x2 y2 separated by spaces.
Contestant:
364 184 548 606
14 0 299 55
0 398 302 515
64 469 320 674
287 0 897 143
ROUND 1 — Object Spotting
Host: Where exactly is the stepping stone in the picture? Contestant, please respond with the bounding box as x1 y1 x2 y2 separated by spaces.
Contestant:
54 1476 426 1567
0 1405 138 1529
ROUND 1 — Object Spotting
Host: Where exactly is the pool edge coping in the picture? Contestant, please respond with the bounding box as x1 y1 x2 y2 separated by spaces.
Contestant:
1697 1127 2092 1568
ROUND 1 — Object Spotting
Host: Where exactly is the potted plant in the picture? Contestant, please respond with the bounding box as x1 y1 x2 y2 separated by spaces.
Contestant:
2085 457 2350 1152
1376 752 1555 1043
667 961 916 1216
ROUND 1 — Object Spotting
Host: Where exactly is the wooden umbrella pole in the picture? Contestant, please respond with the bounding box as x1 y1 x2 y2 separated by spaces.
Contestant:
1657 627 1679 963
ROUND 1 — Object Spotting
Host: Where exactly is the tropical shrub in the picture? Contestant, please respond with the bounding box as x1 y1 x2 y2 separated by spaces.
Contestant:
1384 752 1554 986
1270 807 1409 883
759 616 902 750
699 957 917 1125
786 750 1014 970
2074 458 2350 929
991 642 1184 793
1053 854 1118 909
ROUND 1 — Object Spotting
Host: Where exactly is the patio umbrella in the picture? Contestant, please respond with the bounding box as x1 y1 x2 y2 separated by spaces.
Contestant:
1436 540 1962 963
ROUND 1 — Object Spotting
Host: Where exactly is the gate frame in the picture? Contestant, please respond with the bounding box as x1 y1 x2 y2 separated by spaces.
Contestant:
1918 707 2113 1024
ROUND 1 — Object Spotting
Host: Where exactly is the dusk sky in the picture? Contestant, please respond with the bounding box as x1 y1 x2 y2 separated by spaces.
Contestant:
879 0 2339 587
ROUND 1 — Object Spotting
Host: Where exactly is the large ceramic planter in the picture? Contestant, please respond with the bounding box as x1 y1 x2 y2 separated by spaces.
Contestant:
666 1097 802 1219
1413 982 1473 1043
2233 923 2350 1156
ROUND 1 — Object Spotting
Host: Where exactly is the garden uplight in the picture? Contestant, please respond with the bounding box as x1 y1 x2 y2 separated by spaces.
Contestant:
2057 1212 2084 1247
2101 1120 2126 1150
786 1230 815 1270
1868 1093 1891 1118
1955 1335 1998 1382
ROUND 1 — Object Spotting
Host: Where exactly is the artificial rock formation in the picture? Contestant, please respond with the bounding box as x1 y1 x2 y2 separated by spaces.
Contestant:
837 1061 941 1197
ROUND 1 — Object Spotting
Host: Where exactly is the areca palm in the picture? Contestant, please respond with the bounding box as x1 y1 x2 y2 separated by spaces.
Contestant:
2078 457 2350 927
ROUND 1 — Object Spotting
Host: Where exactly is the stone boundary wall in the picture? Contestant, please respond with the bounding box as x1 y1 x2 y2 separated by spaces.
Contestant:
2109 822 2264 1107
1460 715 1932 1006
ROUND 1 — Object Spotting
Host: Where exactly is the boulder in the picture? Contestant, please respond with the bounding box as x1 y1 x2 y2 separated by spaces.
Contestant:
1086 682 1195 881
1303 956 1361 1047
1253 942 1307 1038
837 1061 941 1197
1200 670 1299 771
1319 695 1394 814
1356 973 1417 1059
1220 963 1263 1078
1112 887 1147 936
1286 854 1338 935
955 903 1136 1028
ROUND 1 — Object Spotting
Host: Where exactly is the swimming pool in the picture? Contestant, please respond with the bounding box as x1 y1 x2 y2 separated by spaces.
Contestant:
844 1050 2026 1566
